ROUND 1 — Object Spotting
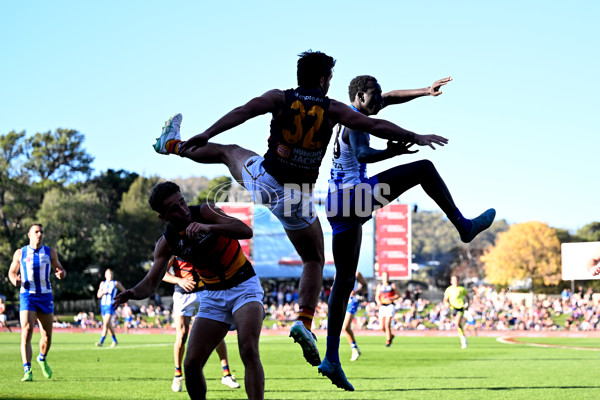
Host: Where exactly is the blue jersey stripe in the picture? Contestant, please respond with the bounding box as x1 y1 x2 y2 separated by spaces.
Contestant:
21 250 30 291
33 250 42 295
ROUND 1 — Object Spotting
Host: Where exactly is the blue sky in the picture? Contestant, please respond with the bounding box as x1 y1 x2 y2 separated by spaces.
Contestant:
1 1 598 232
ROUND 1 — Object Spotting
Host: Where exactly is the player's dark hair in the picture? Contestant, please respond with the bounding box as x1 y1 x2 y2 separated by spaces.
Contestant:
148 181 181 213
28 223 43 232
348 75 378 102
297 50 336 89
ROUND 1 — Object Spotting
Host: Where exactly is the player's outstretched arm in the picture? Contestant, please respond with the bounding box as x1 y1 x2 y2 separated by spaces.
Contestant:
179 89 285 152
349 130 418 164
329 99 448 149
113 238 171 308
382 76 452 107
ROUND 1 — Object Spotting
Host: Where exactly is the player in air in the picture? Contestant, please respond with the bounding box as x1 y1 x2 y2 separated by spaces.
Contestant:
113 181 264 400
8 223 67 382
443 275 470 349
153 50 448 368
319 74 495 390
95 268 126 347
163 257 240 392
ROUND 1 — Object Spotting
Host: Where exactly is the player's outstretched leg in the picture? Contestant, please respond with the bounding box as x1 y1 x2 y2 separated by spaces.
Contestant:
318 358 354 391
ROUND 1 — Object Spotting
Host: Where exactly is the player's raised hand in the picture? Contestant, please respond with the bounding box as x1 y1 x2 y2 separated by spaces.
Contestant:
179 132 210 153
414 134 449 150
429 76 452 96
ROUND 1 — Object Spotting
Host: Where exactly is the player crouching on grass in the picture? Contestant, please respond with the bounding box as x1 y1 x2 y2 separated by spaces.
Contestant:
113 181 265 400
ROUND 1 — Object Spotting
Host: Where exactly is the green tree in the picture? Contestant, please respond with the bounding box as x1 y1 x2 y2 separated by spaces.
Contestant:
93 176 165 289
576 222 600 242
482 221 562 293
36 187 108 299
193 176 232 205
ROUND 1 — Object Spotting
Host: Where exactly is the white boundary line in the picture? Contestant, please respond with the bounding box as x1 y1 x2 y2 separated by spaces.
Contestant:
497 336 600 351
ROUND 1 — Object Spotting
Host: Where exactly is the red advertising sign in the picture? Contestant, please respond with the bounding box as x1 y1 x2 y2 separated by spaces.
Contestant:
375 203 411 280
217 203 253 261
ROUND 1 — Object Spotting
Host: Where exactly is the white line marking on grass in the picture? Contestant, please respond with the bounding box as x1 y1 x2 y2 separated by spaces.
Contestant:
497 336 600 351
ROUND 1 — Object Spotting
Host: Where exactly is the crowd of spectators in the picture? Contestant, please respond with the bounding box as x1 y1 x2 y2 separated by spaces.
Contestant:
6 281 600 334
261 282 600 333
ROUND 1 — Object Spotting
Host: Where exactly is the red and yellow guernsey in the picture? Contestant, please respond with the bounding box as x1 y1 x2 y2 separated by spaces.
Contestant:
163 206 254 290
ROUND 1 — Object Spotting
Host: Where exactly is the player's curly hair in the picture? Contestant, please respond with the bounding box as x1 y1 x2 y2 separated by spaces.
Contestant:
148 181 181 213
348 75 378 102
297 50 336 89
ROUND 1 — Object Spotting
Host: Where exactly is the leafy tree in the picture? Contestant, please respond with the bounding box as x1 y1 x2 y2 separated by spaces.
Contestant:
84 169 139 223
193 176 232 205
482 221 561 293
411 210 458 263
36 187 108 299
23 128 93 183
576 222 600 242
93 176 165 289
450 219 510 281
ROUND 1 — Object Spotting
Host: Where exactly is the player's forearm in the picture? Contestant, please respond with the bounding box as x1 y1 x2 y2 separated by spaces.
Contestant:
356 147 395 164
201 106 251 140
369 119 416 142
205 220 253 240
383 88 430 106
162 273 180 285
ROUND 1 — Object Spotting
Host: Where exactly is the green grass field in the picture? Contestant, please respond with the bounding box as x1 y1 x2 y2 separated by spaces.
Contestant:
1 331 600 400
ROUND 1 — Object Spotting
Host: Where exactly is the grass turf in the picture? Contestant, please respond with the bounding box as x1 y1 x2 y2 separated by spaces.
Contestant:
1 331 600 399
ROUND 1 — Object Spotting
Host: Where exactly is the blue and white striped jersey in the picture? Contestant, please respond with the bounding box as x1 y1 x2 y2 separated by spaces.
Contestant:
20 245 53 295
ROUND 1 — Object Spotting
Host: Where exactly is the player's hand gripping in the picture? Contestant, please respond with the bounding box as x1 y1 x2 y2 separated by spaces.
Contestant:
179 132 210 153
387 140 419 156
178 276 197 292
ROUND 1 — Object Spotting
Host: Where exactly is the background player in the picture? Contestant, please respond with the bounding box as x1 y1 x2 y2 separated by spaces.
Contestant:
95 268 126 347
375 272 399 348
443 275 470 349
8 223 66 382
342 271 367 362
163 257 240 392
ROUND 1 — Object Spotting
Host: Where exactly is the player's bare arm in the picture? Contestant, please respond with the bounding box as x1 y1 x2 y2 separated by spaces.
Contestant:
50 247 66 279
8 249 22 287
162 259 197 292
329 99 448 149
180 89 285 152
190 203 253 240
113 237 172 308
382 76 452 107
349 130 418 164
